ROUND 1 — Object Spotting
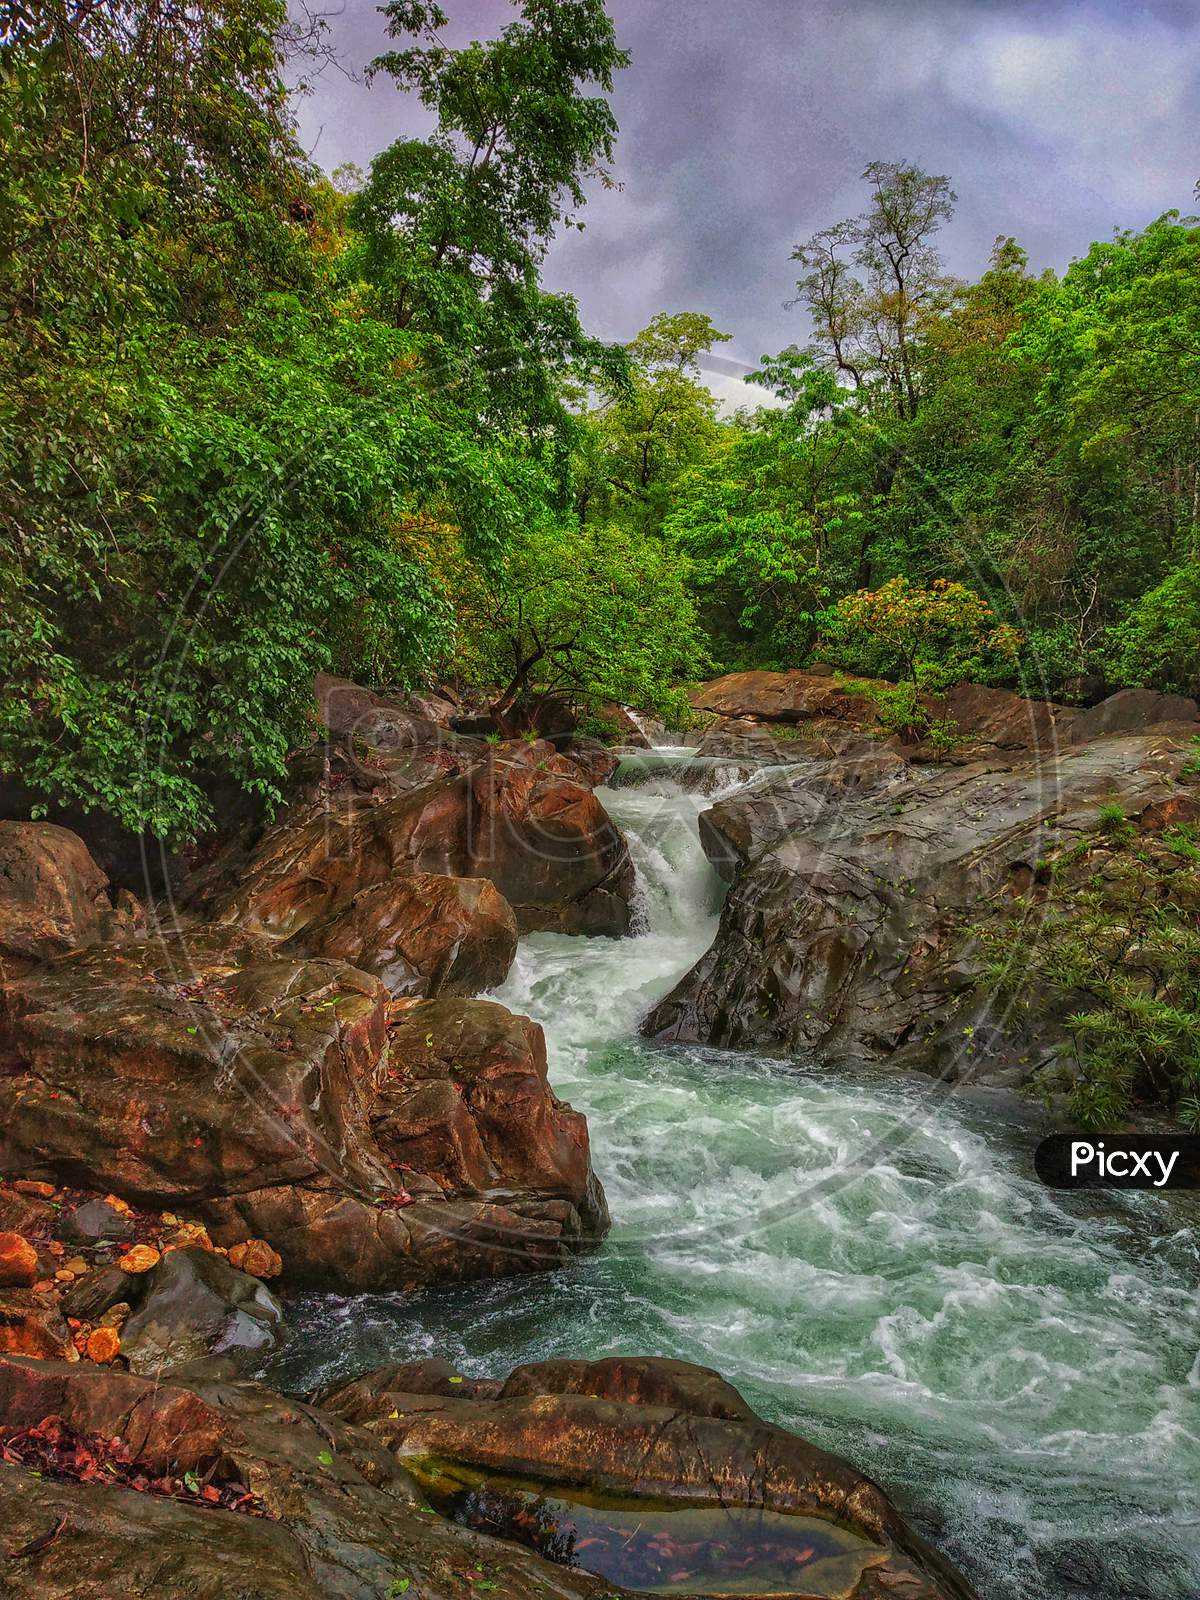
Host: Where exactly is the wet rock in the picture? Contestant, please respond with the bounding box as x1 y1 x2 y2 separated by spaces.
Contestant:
62 1263 136 1322
0 1231 38 1287
377 999 609 1236
62 1196 135 1244
214 743 634 940
322 1354 977 1600
0 1353 630 1600
560 735 621 787
119 1246 285 1378
0 822 134 972
227 1238 282 1279
287 872 518 998
0 1290 76 1360
497 1355 758 1420
0 928 389 1206
0 932 608 1295
593 703 667 748
644 731 1195 1078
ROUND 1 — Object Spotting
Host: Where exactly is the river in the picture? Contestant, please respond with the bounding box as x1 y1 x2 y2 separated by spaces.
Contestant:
267 748 1200 1600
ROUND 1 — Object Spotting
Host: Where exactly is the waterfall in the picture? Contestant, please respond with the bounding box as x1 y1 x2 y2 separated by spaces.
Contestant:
269 747 1200 1600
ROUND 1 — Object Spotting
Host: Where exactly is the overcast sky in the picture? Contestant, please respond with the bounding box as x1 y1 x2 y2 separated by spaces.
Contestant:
294 0 1200 407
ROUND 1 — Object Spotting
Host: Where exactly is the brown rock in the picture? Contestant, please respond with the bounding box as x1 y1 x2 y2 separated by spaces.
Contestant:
0 822 142 975
0 927 389 1204
119 1245 161 1274
0 1290 77 1360
214 742 634 940
321 1355 976 1600
1072 686 1200 742
289 872 518 998
13 1179 56 1197
0 1353 633 1600
227 1238 282 1279
0 1230 38 1287
85 1325 121 1363
377 1000 608 1236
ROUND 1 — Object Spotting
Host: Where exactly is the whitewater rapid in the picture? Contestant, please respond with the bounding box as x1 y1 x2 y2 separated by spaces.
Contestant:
269 749 1200 1600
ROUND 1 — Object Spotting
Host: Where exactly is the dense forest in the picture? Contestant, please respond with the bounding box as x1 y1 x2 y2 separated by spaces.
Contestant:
3 0 1198 845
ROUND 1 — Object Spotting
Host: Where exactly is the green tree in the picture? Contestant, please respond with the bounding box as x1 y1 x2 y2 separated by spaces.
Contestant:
574 311 730 530
351 0 631 441
453 519 706 731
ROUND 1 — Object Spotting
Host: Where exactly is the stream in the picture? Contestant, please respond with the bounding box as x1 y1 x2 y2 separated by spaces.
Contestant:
268 748 1200 1600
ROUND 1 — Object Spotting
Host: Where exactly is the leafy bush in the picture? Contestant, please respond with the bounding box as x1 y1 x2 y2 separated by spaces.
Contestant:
988 821 1200 1129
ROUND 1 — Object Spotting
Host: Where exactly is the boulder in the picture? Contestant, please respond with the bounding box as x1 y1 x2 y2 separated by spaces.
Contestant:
0 822 134 971
118 1246 285 1378
1071 686 1200 742
0 927 608 1292
691 668 883 725
0 1354 640 1600
314 672 447 751
644 731 1194 1076
286 872 518 998
560 736 621 787
938 680 1075 750
0 1290 76 1360
321 1354 977 1600
690 670 1078 753
377 999 609 1233
215 743 634 940
0 927 390 1205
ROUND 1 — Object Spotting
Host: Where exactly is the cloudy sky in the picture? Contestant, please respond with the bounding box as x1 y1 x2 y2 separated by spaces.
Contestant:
295 0 1199 406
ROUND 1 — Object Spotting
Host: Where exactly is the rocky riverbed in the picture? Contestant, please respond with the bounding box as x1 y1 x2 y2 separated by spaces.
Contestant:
0 669 1197 1598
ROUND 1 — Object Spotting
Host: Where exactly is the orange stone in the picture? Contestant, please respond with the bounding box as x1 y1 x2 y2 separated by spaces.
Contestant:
0 1232 38 1288
119 1244 161 1274
12 1181 55 1198
227 1239 282 1279
86 1326 121 1364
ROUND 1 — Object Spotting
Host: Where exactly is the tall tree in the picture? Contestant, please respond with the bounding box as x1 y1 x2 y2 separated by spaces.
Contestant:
791 161 957 421
350 0 631 438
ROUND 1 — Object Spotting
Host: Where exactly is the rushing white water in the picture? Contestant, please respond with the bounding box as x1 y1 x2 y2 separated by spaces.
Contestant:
270 751 1200 1600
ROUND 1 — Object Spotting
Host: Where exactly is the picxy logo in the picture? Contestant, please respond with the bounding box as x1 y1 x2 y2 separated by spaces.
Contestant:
1034 1134 1199 1190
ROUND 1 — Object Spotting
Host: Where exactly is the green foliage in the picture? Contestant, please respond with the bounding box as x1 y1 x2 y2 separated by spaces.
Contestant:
574 312 729 531
826 576 1021 690
0 0 634 843
989 825 1200 1128
453 519 706 729
1108 559 1200 696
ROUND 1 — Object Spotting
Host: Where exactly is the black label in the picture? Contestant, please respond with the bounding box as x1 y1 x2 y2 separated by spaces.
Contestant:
1035 1134 1200 1190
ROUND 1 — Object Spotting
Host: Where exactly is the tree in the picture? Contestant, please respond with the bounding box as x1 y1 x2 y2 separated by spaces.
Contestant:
350 0 631 440
453 520 706 731
0 0 585 842
791 161 957 421
574 311 730 529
